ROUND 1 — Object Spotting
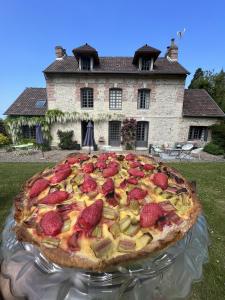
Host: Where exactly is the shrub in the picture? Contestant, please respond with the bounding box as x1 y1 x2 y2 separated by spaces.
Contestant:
121 118 137 150
57 130 80 150
211 122 225 150
0 133 10 147
203 142 224 155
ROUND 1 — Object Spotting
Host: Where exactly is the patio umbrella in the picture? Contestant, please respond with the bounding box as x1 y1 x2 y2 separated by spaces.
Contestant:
83 121 95 154
36 124 44 158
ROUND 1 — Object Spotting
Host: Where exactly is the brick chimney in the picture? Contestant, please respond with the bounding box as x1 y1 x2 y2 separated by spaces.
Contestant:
167 38 178 62
55 46 66 60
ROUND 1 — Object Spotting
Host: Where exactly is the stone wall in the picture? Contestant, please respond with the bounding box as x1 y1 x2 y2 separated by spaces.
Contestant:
46 75 218 147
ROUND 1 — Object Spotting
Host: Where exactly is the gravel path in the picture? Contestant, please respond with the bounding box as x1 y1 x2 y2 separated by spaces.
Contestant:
0 149 224 163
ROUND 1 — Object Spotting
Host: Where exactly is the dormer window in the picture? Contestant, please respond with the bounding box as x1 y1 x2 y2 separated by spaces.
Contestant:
141 58 151 71
81 57 91 70
133 44 161 71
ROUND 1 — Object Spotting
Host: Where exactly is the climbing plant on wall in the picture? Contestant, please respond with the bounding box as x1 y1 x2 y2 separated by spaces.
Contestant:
6 110 125 144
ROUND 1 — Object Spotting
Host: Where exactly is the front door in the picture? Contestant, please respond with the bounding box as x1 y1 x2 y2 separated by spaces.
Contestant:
81 120 94 146
109 121 121 146
136 121 149 147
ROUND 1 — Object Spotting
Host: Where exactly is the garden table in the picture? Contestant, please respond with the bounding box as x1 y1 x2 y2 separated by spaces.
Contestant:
0 210 209 300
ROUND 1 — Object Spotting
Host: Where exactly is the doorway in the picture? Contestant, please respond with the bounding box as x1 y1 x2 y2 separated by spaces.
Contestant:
136 121 149 147
108 121 121 146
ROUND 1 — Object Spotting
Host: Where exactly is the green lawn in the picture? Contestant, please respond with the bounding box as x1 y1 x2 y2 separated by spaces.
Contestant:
0 162 225 299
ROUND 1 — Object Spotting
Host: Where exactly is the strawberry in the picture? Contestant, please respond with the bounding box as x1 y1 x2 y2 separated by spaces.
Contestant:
77 199 103 230
125 153 136 161
102 178 114 196
67 156 80 165
106 194 119 207
80 175 97 193
103 166 119 177
95 160 107 170
98 153 109 161
40 211 63 236
82 162 95 174
128 187 147 201
107 161 119 169
50 168 72 184
140 203 164 228
67 232 81 251
143 164 155 171
127 177 138 185
120 179 127 188
55 163 70 172
129 161 142 168
153 173 168 190
29 178 49 198
41 190 69 204
128 168 144 178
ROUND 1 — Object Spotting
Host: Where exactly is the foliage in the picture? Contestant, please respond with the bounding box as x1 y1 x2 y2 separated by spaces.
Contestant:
0 133 10 147
121 118 137 150
210 122 225 150
189 68 225 112
17 138 36 145
57 130 80 150
203 142 224 155
0 118 8 136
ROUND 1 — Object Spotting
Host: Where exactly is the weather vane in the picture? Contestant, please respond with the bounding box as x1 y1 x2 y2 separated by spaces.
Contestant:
177 28 186 39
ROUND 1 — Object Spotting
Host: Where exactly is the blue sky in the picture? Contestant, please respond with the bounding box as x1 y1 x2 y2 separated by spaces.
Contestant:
1 0 225 118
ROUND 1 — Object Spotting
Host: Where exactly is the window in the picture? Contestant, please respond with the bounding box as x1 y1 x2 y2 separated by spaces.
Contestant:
141 58 151 70
188 126 208 141
109 89 122 110
22 125 36 139
138 89 150 109
81 57 91 70
35 100 46 108
81 88 93 108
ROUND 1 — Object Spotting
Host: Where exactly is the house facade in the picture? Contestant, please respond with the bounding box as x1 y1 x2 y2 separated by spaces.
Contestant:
5 39 224 148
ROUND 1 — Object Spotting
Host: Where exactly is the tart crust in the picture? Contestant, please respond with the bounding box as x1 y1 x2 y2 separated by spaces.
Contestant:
14 154 202 271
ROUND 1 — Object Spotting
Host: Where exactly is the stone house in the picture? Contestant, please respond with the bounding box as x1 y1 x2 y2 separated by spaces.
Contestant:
5 39 224 148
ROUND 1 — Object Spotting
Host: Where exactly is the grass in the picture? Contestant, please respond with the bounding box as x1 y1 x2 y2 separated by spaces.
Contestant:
0 162 225 299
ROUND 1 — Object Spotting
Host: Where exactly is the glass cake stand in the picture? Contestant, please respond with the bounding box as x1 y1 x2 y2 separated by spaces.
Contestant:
0 210 210 300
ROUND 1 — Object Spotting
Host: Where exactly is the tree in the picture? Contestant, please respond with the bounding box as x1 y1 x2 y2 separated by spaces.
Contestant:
211 70 225 112
121 118 137 150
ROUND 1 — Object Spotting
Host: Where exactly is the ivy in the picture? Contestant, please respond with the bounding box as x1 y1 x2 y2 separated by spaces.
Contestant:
5 110 125 144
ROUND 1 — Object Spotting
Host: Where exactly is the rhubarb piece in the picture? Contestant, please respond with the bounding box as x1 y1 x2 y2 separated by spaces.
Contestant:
102 178 114 196
50 168 72 184
109 222 120 238
41 190 69 205
131 217 139 225
65 183 74 193
29 178 49 198
41 237 60 248
61 219 71 232
68 232 81 251
159 201 175 212
80 175 97 193
128 188 147 201
138 233 153 247
129 200 139 211
153 173 168 190
103 206 118 220
140 203 164 228
155 187 163 195
40 211 63 236
119 216 131 232
74 174 84 185
143 164 155 171
92 225 102 238
77 199 103 230
91 238 112 258
118 239 136 252
124 224 140 236
82 163 95 174
128 168 144 178
125 153 136 161
106 192 119 207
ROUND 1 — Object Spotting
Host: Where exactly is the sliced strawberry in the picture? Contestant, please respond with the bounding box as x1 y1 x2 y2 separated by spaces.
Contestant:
106 194 119 207
29 178 49 198
40 211 63 236
107 161 119 169
95 160 107 170
103 166 119 177
77 199 103 230
98 153 108 161
140 203 164 228
82 162 95 174
79 154 90 162
143 164 155 171
107 152 117 158
125 153 136 161
80 175 97 193
153 173 168 190
129 161 142 168
41 190 69 205
102 178 114 196
120 179 127 188
50 168 72 184
68 232 81 251
127 177 138 185
128 187 147 201
67 156 80 165
128 168 144 178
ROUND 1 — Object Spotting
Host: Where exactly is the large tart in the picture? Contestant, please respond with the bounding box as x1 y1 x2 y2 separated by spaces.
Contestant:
14 153 201 271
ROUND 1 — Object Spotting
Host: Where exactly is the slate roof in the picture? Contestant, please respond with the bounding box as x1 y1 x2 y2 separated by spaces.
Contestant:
133 44 161 64
4 88 47 116
44 56 189 75
183 89 225 118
